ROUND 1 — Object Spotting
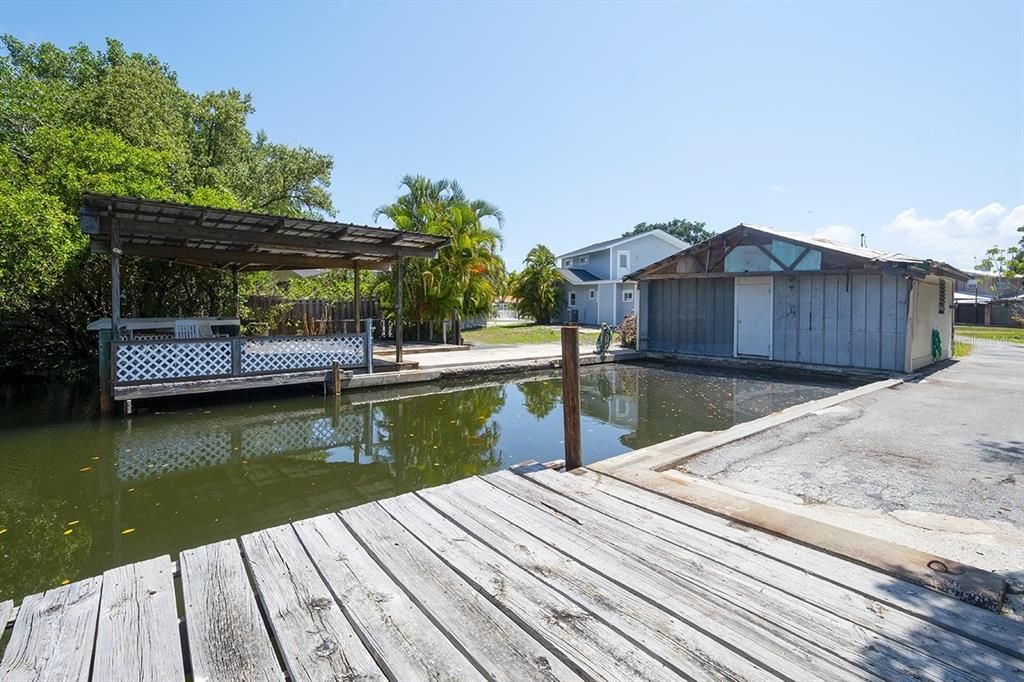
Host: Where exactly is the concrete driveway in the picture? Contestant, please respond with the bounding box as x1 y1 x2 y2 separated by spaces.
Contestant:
681 342 1024 584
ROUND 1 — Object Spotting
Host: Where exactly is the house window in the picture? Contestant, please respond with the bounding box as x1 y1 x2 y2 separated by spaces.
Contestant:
939 280 946 314
589 289 596 300
618 253 629 269
569 291 576 306
564 258 573 267
622 289 634 303
578 255 589 264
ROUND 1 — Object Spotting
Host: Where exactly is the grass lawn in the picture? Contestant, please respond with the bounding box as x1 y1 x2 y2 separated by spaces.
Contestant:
463 323 602 346
954 325 1024 345
953 340 973 357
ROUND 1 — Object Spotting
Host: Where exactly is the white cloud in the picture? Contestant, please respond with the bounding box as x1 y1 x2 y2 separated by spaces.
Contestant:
884 203 1023 268
769 184 789 194
812 224 859 244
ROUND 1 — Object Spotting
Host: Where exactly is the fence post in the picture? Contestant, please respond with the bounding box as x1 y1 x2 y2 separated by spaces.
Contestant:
561 326 582 470
231 338 242 376
365 318 374 374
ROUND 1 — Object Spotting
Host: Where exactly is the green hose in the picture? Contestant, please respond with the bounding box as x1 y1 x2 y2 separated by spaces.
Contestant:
596 323 613 358
931 329 942 361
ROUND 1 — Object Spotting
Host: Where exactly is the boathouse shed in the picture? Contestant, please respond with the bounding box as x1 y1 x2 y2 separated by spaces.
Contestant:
628 224 968 373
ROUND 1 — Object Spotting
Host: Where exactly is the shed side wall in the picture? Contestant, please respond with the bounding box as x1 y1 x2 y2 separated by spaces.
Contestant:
644 272 909 369
645 278 735 355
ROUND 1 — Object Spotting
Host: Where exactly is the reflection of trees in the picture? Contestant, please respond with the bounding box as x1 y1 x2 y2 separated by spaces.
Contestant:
0 455 109 602
370 385 506 492
518 378 561 419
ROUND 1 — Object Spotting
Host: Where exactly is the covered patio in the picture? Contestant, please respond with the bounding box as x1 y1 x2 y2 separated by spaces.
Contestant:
80 194 448 411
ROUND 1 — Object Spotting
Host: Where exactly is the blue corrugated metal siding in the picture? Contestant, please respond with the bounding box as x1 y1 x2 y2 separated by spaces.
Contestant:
645 278 735 355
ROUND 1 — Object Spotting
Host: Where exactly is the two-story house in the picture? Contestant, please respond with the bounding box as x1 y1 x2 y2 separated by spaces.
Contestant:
557 229 687 325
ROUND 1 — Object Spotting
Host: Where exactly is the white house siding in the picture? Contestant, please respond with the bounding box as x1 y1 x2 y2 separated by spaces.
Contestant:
562 250 611 279
642 272 912 371
909 277 954 370
612 233 681 280
616 282 637 323
564 283 601 324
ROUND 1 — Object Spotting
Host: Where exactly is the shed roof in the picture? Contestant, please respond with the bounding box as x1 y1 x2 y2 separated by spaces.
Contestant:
80 193 448 271
628 223 969 281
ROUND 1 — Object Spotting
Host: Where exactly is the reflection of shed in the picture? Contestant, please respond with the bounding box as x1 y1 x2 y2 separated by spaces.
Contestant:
630 225 967 373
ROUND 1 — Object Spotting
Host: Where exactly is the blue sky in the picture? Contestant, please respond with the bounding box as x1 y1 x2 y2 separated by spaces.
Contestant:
3 1 1022 269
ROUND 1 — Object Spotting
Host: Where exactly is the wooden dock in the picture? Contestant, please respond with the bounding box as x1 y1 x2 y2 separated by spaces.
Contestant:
2 466 1022 681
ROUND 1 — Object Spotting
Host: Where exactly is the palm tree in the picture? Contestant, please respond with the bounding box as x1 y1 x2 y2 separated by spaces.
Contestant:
373 175 506 327
513 245 562 323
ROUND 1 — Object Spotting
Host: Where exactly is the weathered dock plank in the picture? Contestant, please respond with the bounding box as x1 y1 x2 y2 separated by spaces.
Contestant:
240 524 384 682
379 492 680 682
468 472 868 680
339 502 583 681
93 555 184 682
293 512 484 681
565 467 1024 660
523 468 1023 680
179 539 284 682
0 578 102 681
491 469 1016 681
420 481 778 681
0 599 11 633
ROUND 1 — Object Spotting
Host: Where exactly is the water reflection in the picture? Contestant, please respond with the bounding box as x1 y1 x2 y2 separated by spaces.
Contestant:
0 362 846 601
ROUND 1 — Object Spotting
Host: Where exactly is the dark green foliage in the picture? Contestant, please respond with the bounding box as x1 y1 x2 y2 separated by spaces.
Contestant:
512 245 562 324
624 218 714 245
0 35 334 378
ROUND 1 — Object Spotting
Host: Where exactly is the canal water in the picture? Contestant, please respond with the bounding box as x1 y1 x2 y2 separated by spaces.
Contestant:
0 362 847 602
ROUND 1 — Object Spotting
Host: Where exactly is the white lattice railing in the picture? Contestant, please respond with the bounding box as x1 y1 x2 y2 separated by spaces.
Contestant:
113 328 372 385
115 339 233 383
240 335 365 374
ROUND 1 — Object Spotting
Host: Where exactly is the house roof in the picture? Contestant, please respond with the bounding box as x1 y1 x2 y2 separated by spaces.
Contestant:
79 193 449 271
558 229 688 260
627 223 970 281
558 268 603 285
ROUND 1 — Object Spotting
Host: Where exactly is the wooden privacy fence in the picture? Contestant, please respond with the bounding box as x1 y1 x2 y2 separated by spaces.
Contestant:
112 328 374 386
247 296 379 335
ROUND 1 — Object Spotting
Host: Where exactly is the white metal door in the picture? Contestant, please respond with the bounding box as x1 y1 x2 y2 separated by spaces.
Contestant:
734 277 773 357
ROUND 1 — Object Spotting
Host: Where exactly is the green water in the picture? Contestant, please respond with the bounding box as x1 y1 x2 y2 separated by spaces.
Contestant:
0 362 846 602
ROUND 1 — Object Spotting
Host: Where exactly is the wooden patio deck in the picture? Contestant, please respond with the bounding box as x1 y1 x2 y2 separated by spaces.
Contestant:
2 466 1022 681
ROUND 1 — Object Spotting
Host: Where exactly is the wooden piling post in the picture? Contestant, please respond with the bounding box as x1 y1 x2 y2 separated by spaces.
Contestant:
561 326 582 470
332 361 341 396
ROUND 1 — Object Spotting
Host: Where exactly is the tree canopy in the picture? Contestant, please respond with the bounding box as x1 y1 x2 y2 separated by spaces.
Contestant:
977 228 1024 278
0 35 335 377
372 175 505 323
623 218 714 245
512 245 562 324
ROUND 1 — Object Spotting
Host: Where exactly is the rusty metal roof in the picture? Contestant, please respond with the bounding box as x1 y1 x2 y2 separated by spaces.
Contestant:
80 193 448 271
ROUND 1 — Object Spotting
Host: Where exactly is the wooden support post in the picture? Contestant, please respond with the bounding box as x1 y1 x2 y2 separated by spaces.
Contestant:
98 329 113 415
353 263 361 331
561 326 582 470
110 217 122 339
394 256 404 364
332 361 341 396
365 318 374 374
231 266 240 318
